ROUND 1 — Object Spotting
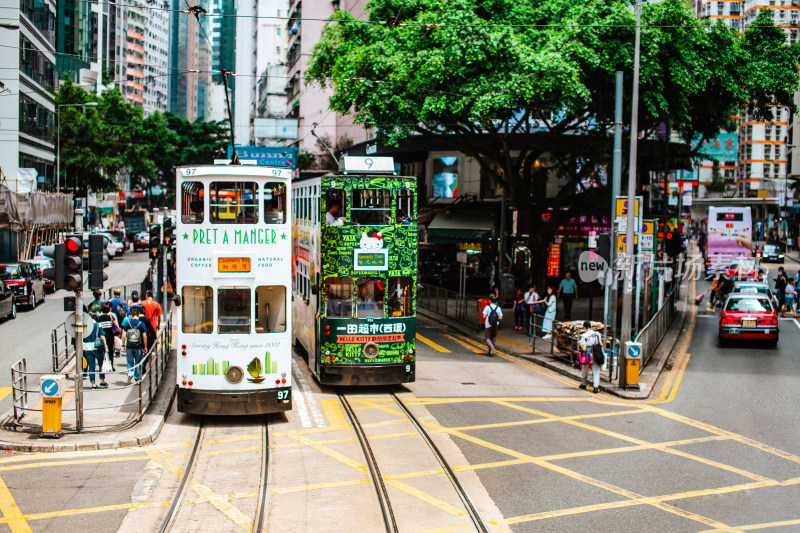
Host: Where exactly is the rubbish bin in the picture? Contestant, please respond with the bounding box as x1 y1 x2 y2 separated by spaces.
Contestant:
477 298 491 330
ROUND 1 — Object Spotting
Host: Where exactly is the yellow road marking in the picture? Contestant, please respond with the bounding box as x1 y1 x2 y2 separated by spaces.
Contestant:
652 271 696 403
0 474 32 533
416 333 451 353
442 333 484 353
351 397 406 418
0 387 12 404
384 478 466 517
189 482 253 532
450 408 648 432
270 478 371 495
288 433 368 473
700 518 800 532
321 397 349 430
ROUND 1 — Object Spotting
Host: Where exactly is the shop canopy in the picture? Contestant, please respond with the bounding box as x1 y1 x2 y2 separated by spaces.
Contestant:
426 211 495 243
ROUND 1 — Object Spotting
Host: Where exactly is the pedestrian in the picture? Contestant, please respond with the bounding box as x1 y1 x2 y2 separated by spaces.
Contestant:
96 302 118 372
87 289 103 314
774 267 787 311
663 263 674 294
110 289 128 324
578 321 602 393
524 285 539 331
513 288 526 331
141 290 163 340
127 290 141 312
122 306 148 383
783 278 796 317
482 295 503 356
558 272 578 320
82 314 109 389
535 286 557 340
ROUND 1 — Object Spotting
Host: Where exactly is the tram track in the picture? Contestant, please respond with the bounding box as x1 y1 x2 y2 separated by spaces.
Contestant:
337 391 489 533
159 416 271 533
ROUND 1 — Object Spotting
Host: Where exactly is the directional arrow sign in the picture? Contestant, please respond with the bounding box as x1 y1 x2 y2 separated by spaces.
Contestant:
626 342 643 359
41 379 58 397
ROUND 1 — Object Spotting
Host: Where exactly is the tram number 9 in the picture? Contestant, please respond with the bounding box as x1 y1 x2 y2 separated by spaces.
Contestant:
277 390 290 400
405 365 411 373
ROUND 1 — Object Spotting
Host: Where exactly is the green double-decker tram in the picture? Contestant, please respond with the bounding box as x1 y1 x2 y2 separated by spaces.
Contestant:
292 157 417 385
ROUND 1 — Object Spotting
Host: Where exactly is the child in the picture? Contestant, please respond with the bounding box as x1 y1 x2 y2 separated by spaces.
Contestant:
783 278 796 317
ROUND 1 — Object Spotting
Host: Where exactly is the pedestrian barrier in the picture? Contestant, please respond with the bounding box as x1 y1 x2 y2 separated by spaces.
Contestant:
634 287 678 371
12 312 174 433
417 283 481 331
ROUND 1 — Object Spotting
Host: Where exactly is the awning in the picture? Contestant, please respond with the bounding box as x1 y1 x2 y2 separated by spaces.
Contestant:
426 212 495 243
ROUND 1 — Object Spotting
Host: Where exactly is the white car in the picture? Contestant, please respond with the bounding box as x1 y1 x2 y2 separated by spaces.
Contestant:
92 231 125 258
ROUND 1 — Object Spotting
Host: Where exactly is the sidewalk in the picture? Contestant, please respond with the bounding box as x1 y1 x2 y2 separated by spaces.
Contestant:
419 288 691 400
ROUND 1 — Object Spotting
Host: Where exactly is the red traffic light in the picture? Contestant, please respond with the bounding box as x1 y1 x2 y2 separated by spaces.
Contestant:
65 237 81 252
666 232 673 240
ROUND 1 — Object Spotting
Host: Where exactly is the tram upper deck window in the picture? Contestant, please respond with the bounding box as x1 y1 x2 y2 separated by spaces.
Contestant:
263 183 286 224
255 286 286 332
396 189 414 225
218 287 251 333
352 189 391 225
388 277 413 317
325 189 346 226
210 182 257 224
356 278 385 318
181 181 204 224
325 276 353 318
182 286 213 333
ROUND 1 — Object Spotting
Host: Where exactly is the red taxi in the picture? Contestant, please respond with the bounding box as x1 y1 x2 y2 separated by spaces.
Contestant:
719 294 779 346
133 231 149 252
726 258 760 281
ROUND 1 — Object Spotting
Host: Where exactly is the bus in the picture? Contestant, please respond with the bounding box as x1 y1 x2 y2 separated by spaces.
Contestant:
174 165 293 415
706 206 753 274
293 157 417 385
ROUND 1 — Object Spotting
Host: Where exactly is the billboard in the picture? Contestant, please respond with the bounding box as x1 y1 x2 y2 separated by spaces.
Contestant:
253 118 299 140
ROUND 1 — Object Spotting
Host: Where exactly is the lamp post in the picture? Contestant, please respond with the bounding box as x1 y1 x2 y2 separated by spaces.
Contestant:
56 102 98 193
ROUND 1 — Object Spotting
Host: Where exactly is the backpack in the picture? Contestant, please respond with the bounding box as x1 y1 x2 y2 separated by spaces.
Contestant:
126 320 143 349
487 305 499 327
115 302 127 324
591 335 605 366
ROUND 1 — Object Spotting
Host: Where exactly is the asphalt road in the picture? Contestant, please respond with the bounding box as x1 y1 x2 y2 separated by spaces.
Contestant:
0 249 152 387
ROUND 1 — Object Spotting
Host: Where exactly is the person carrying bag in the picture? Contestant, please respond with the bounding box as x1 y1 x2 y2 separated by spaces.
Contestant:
578 321 602 394
82 319 109 389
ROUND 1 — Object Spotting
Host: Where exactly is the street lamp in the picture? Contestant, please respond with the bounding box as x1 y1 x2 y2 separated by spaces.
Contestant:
56 102 98 193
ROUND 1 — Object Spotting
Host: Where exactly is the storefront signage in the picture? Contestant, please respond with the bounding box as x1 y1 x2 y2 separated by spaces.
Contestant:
547 243 561 277
458 242 482 251
555 214 611 237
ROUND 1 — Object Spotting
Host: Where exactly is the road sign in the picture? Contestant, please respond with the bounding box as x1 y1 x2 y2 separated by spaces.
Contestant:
40 375 65 398
626 342 642 359
617 235 638 254
615 197 641 218
641 220 655 251
64 312 94 339
456 251 468 263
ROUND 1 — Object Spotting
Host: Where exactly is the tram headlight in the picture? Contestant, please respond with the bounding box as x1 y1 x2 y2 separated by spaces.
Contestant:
363 342 380 359
225 365 245 384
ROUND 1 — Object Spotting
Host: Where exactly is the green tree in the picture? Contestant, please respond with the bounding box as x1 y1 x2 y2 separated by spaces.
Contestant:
307 0 800 281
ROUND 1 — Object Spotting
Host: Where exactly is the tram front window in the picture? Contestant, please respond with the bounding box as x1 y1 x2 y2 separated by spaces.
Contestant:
210 182 257 224
255 286 286 332
325 277 353 318
181 181 204 224
388 277 413 317
356 278 385 318
351 189 391 225
264 183 286 224
218 287 251 333
182 286 213 333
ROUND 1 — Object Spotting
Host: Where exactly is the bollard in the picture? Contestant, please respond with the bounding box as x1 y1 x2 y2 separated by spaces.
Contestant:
623 341 642 390
40 375 66 438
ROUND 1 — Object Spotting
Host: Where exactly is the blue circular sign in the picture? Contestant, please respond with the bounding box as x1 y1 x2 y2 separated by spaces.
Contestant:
41 379 59 397
627 345 642 359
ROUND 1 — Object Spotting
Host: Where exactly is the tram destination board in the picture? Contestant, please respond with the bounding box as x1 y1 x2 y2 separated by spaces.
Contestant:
218 257 251 273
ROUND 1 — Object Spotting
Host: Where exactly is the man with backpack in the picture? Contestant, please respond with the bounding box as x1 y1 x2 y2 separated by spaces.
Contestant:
110 289 128 324
482 295 503 356
578 321 603 393
121 306 148 383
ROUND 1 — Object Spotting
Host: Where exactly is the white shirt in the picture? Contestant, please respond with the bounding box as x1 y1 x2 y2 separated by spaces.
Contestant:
664 266 674 283
525 291 538 304
579 329 600 348
482 304 503 328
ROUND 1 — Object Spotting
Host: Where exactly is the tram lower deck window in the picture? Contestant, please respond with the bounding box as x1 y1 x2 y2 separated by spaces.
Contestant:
325 277 353 318
388 277 413 317
218 287 251 333
182 286 213 333
255 286 286 332
356 278 385 318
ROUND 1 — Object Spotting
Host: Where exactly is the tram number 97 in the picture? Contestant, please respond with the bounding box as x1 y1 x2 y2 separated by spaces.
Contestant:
277 390 290 401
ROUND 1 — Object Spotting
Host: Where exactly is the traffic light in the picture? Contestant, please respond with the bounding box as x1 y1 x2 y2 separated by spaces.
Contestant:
665 231 682 258
149 224 161 259
163 218 174 248
63 235 83 291
88 234 109 289
595 233 611 265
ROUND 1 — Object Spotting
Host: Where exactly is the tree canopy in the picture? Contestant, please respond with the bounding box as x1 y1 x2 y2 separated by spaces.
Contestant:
307 0 800 277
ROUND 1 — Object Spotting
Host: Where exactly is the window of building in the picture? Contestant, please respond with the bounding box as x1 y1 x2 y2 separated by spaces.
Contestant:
218 287 251 333
255 286 286 332
325 277 353 317
396 188 414 225
263 182 286 224
325 189 346 225
387 277 413 317
432 156 459 198
356 278 385 318
210 182 257 223
181 181 204 223
182 286 213 333
351 189 391 225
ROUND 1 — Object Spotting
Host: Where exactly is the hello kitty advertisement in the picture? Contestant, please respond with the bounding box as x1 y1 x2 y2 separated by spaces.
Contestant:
354 230 389 271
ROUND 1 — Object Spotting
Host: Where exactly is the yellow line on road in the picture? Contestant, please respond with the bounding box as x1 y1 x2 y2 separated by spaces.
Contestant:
0 387 12 404
0 474 31 533
416 333 451 353
189 482 253 532
270 478 370 495
652 273 697 403
699 518 800 532
442 333 484 353
384 478 465 517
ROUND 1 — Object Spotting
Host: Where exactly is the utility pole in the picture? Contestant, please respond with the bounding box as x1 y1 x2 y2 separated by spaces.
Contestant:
609 70 624 377
620 0 642 389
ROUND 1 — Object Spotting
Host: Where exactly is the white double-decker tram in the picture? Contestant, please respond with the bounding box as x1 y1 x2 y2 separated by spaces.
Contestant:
175 165 293 415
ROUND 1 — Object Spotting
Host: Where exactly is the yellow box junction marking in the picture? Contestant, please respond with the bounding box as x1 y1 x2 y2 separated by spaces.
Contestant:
416 333 452 353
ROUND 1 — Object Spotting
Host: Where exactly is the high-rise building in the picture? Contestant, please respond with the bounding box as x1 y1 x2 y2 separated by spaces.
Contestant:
234 0 256 144
206 0 236 123
168 0 200 120
252 0 289 145
143 0 170 115
0 0 57 187
119 1 146 107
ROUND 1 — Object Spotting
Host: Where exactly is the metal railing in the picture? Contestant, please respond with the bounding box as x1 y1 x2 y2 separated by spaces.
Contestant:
528 313 612 368
13 313 173 433
635 288 678 370
417 284 482 330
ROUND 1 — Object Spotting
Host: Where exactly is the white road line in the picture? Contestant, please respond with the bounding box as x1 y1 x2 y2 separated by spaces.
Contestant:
291 380 312 429
292 359 327 427
793 318 800 331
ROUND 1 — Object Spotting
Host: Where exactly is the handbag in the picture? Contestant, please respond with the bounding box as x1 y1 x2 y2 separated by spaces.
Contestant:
577 352 592 365
101 355 113 374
